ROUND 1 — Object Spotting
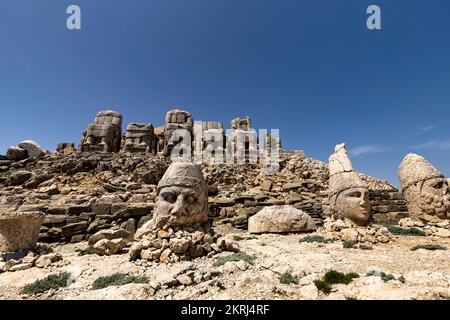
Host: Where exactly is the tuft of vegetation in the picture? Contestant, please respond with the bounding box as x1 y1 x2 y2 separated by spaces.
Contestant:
359 244 373 250
314 270 359 294
373 220 425 236
77 247 95 256
187 272 196 282
343 241 357 249
411 244 447 251
21 272 71 295
91 273 149 290
233 235 256 241
210 271 222 278
217 282 226 290
367 270 405 283
214 252 256 267
279 272 299 285
299 235 334 244
345 296 358 300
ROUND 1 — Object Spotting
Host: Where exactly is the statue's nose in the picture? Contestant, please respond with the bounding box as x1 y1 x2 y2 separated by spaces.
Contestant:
171 196 188 215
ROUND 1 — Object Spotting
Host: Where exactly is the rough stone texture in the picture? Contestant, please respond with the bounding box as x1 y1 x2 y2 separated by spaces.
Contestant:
154 162 209 229
398 153 450 221
248 205 316 234
18 140 46 158
123 123 155 153
160 109 193 156
328 144 371 226
6 146 27 161
80 110 123 153
0 210 45 253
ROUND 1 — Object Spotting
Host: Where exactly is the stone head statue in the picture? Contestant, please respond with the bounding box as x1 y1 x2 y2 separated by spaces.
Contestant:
328 143 371 226
154 162 209 229
398 153 450 220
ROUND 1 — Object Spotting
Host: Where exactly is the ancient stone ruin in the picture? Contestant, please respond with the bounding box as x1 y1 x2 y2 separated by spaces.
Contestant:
328 143 371 226
129 162 238 263
398 153 450 221
80 110 123 153
122 123 156 154
0 209 44 253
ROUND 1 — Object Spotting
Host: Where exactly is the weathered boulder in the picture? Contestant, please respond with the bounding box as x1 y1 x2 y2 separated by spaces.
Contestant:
0 210 45 253
93 238 127 256
248 205 316 234
18 140 46 158
6 146 27 161
7 171 32 186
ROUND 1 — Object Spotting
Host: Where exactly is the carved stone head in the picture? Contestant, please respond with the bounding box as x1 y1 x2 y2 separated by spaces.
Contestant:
398 153 450 221
154 162 209 228
328 143 371 226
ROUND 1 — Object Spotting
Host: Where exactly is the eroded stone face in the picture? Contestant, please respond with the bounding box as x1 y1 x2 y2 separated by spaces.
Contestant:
333 187 371 226
328 144 370 226
398 154 450 221
153 162 208 228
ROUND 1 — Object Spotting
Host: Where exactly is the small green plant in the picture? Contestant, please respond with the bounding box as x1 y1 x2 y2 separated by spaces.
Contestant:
359 244 373 250
214 252 256 267
372 220 425 236
210 271 222 278
343 241 357 249
233 235 257 241
217 282 226 290
77 247 95 256
367 270 405 283
345 296 358 300
187 272 196 282
299 235 334 244
411 244 447 251
92 273 149 290
314 270 359 294
279 272 299 285
21 272 71 295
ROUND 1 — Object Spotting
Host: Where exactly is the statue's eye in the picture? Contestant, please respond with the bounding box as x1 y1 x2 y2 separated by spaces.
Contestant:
433 181 443 189
348 192 361 197
162 192 176 203
186 195 196 204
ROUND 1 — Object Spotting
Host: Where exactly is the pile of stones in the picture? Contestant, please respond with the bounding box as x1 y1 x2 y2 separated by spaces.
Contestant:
317 217 394 244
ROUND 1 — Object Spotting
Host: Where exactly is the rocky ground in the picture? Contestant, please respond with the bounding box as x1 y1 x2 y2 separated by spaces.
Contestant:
1 223 449 300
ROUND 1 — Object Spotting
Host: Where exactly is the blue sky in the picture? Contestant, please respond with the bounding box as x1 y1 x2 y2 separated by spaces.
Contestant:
1 0 450 186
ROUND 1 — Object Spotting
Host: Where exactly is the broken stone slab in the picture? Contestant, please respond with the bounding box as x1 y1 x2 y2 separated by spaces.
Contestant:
7 170 32 186
88 228 131 246
61 221 89 238
18 140 46 158
0 210 45 253
6 146 27 161
248 205 316 234
93 238 127 256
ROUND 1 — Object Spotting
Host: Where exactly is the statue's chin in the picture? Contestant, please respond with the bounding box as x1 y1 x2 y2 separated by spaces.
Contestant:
345 212 369 226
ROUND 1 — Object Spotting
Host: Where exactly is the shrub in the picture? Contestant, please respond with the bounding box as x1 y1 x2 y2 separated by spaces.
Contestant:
77 247 95 256
299 235 334 244
411 244 447 251
210 271 222 278
372 220 425 236
92 273 149 290
359 244 373 250
314 270 359 294
343 241 357 249
214 252 256 267
367 270 405 283
21 272 71 295
217 282 226 290
279 272 299 285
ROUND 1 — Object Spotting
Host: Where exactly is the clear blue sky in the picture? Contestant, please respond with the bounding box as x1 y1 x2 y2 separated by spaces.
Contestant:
1 0 450 186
